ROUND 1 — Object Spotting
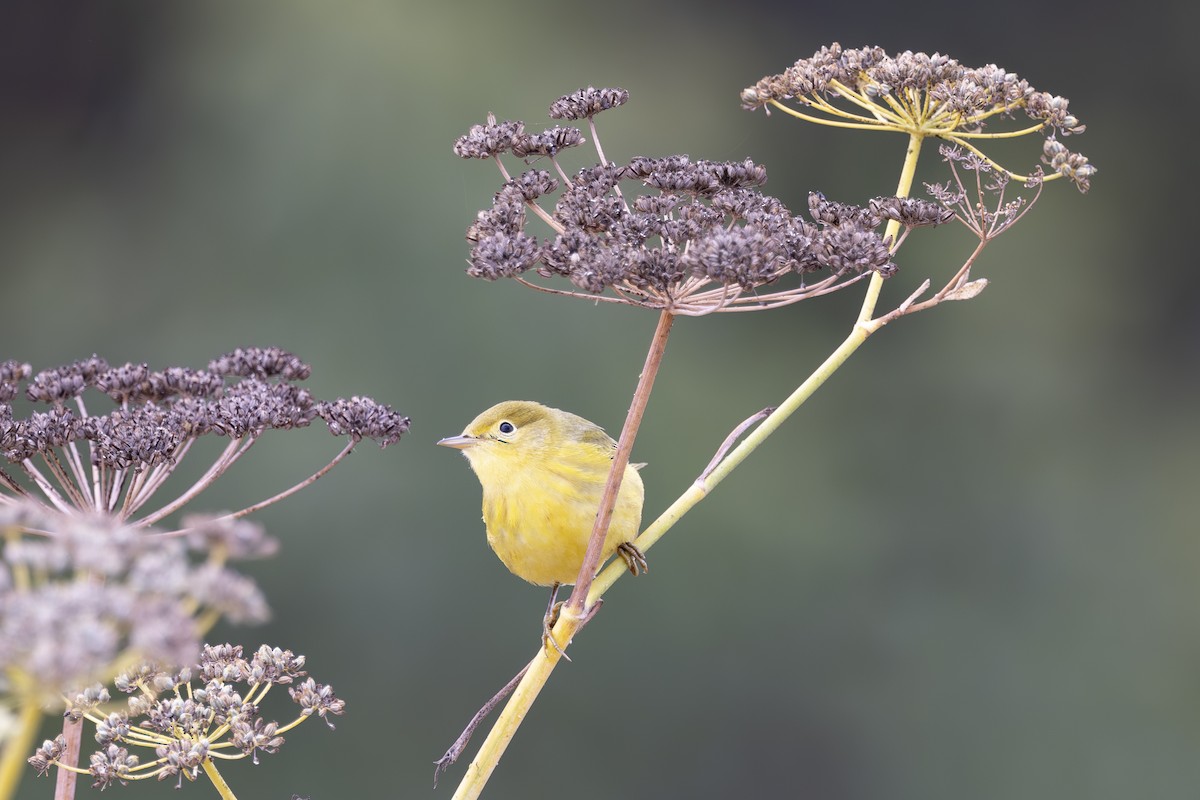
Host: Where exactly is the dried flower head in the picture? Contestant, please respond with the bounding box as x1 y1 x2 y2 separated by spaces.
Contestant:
455 90 906 315
0 348 408 528
926 144 1044 241
30 643 341 790
742 43 1095 192
0 500 268 704
452 118 525 160
512 126 585 159
868 196 956 228
549 87 629 120
29 735 66 777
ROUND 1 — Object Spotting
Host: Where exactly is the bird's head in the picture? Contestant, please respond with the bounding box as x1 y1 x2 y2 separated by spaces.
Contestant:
437 400 557 468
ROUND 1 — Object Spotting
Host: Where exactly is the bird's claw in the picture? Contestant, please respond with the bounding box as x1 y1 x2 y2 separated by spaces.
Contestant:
541 598 607 661
617 541 648 576
542 601 572 661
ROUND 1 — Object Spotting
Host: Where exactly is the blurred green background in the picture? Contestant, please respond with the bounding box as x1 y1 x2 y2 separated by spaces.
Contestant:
3 0 1194 798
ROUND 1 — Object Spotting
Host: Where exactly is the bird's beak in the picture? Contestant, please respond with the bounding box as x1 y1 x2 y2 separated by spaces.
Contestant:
436 434 477 450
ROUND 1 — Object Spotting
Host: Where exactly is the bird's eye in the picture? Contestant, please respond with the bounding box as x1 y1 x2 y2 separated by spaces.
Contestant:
498 421 515 435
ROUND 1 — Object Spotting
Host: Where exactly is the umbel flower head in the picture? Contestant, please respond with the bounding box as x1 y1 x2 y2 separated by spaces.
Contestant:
0 347 409 528
1 500 272 704
454 88 954 315
742 43 1095 192
29 643 344 790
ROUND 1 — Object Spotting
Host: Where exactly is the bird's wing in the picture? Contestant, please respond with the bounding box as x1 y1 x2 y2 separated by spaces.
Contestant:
577 422 618 454
576 423 646 469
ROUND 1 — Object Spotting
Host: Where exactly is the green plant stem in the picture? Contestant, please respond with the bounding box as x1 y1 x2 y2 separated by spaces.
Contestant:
202 759 238 800
451 132 927 800
591 131 926 601
0 700 41 800
858 131 924 324
449 649 560 800
589 312 872 599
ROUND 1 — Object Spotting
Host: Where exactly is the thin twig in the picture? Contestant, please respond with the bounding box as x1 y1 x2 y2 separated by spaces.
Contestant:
124 437 198 517
156 440 358 536
19 460 73 513
40 451 87 511
60 440 91 511
549 154 571 185
876 237 990 323
564 309 675 618
433 662 532 788
210 439 358 523
0 466 30 499
895 279 932 315
135 436 253 527
699 408 775 483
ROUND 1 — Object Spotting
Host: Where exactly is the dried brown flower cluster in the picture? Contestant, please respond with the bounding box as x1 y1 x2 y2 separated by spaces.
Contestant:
454 88 954 314
0 347 408 527
741 43 1095 192
1 501 271 699
0 348 402 798
927 144 1043 240
29 643 343 790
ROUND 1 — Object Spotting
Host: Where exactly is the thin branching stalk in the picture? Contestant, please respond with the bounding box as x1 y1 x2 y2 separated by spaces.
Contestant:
564 309 675 617
161 439 360 535
135 438 255 526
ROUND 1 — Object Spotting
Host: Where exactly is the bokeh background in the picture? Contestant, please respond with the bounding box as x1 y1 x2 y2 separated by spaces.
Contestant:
3 0 1194 798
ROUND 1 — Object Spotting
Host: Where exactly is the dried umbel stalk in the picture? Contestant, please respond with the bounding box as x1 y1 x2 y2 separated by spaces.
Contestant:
0 347 409 529
742 43 1095 192
29 643 344 791
454 87 954 316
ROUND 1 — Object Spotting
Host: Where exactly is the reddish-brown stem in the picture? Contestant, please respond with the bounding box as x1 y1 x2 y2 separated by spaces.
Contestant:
53 716 82 800
433 661 532 787
134 436 254 527
0 466 27 497
564 309 675 616
149 439 359 538
877 237 990 323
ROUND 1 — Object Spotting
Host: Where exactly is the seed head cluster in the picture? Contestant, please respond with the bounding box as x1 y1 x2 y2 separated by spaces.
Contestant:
549 86 629 120
926 144 1043 240
29 643 343 790
454 88 935 314
1 347 400 761
741 43 1095 192
1 500 271 698
1 347 408 526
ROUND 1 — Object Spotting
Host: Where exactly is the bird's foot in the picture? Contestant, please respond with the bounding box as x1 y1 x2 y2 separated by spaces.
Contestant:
542 601 571 661
617 541 649 576
541 595 605 661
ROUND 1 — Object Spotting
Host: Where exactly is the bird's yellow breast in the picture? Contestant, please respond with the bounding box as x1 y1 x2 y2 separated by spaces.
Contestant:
475 451 643 586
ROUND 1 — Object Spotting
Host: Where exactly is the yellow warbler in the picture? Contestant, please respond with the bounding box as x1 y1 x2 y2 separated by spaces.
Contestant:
438 400 647 589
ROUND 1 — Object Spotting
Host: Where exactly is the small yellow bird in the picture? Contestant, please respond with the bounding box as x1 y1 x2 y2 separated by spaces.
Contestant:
438 401 647 594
